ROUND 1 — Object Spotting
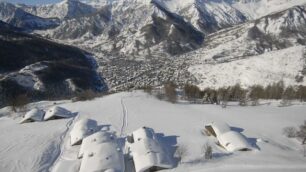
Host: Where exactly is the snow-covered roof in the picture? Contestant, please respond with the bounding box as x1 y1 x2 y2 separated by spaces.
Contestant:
205 121 253 152
205 121 231 137
78 131 116 159
128 127 173 172
43 106 72 120
78 131 124 172
70 118 98 146
133 126 155 140
79 141 125 172
19 108 45 124
218 131 253 152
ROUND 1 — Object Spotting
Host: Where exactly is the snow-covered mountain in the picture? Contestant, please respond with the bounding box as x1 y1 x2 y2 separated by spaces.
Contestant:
231 0 306 19
0 22 107 107
0 2 59 30
19 0 97 20
0 0 306 91
186 3 306 88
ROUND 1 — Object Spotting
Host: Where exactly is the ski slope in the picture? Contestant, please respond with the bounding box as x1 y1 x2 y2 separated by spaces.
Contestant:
1 91 306 172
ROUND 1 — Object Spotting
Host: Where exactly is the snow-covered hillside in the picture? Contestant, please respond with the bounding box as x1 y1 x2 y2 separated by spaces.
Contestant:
1 0 306 91
0 2 59 30
1 91 306 172
189 46 306 89
19 0 97 20
232 0 306 19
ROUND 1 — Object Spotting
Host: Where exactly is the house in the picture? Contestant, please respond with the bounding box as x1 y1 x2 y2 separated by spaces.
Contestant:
78 131 125 172
19 108 45 124
78 131 117 158
43 106 72 121
70 118 98 146
205 122 253 152
126 127 173 172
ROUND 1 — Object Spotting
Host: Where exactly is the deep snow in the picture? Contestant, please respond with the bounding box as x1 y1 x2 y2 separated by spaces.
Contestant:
0 91 306 172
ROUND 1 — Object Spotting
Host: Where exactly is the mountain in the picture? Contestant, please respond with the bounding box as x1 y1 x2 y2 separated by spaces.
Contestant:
0 2 59 30
0 22 107 107
18 0 97 20
231 0 306 19
156 0 248 34
1 0 306 91
187 3 306 88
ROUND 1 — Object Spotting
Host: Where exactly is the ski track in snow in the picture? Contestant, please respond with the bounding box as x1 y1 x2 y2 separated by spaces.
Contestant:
120 97 128 137
47 115 78 172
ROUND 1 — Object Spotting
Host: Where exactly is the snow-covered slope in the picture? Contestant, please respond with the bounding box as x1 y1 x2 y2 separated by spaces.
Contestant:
0 2 59 30
19 0 97 20
1 91 306 172
1 0 306 91
189 46 306 89
0 23 107 107
232 0 306 19
185 3 306 89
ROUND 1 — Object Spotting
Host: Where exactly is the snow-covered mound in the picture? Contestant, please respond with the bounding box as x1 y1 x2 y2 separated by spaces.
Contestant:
1 91 306 172
126 127 174 172
70 118 98 146
44 106 72 120
205 122 254 152
19 108 45 124
218 131 253 152
78 131 117 158
79 131 125 172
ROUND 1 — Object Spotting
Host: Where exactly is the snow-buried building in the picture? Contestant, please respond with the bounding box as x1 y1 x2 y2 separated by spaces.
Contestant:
43 106 72 120
70 118 98 146
205 121 253 152
78 131 125 172
19 108 45 124
126 127 174 172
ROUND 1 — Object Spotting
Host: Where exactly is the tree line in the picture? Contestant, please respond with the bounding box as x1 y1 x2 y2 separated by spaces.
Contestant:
144 81 306 104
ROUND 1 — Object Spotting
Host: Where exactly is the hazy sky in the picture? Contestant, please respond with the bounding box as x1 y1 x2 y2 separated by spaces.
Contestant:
0 0 62 5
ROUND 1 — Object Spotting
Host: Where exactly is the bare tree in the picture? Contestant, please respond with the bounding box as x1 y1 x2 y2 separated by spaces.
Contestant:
297 121 306 144
164 82 177 103
202 143 213 160
73 89 97 102
9 94 30 112
249 85 264 105
283 127 297 138
184 84 201 102
175 144 189 163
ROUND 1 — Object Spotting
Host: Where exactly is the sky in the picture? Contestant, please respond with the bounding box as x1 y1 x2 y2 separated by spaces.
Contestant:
0 0 62 5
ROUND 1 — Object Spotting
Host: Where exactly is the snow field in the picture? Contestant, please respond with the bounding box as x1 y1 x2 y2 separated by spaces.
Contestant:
1 91 306 172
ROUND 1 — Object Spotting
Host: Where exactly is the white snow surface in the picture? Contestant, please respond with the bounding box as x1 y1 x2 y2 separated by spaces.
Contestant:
19 108 45 124
1 91 306 172
189 46 306 89
44 106 72 120
205 121 254 152
78 131 124 172
127 127 173 172
78 131 117 158
218 131 253 152
79 142 124 172
205 121 231 136
232 0 306 19
69 118 98 146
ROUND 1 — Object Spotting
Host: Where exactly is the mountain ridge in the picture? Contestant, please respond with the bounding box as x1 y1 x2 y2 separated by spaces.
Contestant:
0 0 306 91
